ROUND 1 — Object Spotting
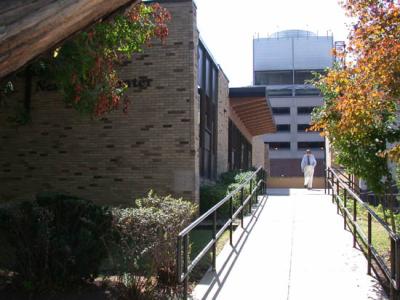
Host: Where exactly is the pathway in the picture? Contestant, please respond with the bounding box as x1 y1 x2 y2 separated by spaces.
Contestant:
193 188 387 300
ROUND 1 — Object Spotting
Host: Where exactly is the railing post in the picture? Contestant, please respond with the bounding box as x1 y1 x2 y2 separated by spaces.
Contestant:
229 196 233 246
332 173 335 203
353 197 357 248
344 189 347 230
396 239 400 300
249 179 253 213
183 234 189 299
324 168 327 194
327 169 331 195
263 169 267 194
390 237 400 300
177 236 182 283
262 170 265 194
240 187 244 228
336 177 340 214
212 210 217 271
391 237 396 299
367 212 372 275
261 169 265 195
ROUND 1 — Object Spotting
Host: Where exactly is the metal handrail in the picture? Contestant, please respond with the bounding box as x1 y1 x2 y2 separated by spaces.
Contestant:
329 167 397 238
176 167 266 299
327 167 400 299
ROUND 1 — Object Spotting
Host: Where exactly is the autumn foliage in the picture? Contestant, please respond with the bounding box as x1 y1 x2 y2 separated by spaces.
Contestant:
49 3 171 117
311 0 400 192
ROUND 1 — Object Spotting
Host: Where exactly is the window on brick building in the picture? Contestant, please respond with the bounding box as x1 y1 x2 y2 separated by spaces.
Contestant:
199 41 218 180
228 120 252 171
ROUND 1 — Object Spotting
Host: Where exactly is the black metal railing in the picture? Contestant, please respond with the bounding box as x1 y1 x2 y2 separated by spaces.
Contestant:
176 167 266 299
327 167 400 300
331 166 399 208
331 166 359 193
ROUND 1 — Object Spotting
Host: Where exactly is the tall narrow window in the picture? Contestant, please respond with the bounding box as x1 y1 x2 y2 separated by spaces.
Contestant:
199 42 218 180
228 120 252 171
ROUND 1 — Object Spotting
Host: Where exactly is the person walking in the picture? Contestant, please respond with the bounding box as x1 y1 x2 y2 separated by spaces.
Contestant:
301 149 317 190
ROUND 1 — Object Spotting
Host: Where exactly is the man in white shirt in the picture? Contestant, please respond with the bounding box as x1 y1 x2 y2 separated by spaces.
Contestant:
301 149 317 190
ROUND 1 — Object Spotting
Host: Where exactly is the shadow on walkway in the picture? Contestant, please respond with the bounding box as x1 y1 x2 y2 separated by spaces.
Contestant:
193 189 387 300
193 195 268 300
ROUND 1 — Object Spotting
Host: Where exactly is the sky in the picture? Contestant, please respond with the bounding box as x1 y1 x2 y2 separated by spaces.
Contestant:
195 0 353 87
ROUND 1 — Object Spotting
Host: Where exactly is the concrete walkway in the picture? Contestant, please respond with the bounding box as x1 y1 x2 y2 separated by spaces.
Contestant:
193 188 387 300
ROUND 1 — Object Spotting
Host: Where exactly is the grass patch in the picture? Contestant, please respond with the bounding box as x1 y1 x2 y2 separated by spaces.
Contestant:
188 228 232 282
341 198 391 265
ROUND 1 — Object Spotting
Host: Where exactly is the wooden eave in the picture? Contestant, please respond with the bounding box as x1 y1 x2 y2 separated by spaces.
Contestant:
229 96 276 136
0 0 139 79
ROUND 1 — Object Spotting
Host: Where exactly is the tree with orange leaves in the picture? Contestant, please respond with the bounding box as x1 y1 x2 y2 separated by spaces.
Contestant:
311 0 400 196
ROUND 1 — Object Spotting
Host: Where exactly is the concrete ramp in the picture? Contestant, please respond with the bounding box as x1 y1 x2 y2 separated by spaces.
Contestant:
193 189 387 300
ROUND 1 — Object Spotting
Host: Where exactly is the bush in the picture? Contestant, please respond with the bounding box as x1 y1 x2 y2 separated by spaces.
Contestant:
200 170 258 217
0 193 113 292
200 183 230 216
110 191 197 287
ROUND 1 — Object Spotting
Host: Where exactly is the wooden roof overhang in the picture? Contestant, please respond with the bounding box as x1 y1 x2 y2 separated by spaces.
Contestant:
229 96 276 136
0 0 139 79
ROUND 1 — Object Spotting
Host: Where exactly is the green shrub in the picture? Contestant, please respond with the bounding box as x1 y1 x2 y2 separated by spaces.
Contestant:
200 183 230 216
200 169 258 218
0 193 113 292
110 191 197 286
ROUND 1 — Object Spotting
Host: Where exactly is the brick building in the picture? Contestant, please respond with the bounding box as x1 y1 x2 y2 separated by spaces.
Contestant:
0 0 275 205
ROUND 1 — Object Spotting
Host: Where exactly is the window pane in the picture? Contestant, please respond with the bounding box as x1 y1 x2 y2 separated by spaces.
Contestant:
204 132 211 150
295 88 320 96
298 142 324 150
255 70 293 85
276 124 291 132
267 89 293 97
297 124 310 132
198 47 203 87
212 67 217 102
297 106 315 114
272 107 290 115
268 142 291 150
294 69 325 84
205 58 211 96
